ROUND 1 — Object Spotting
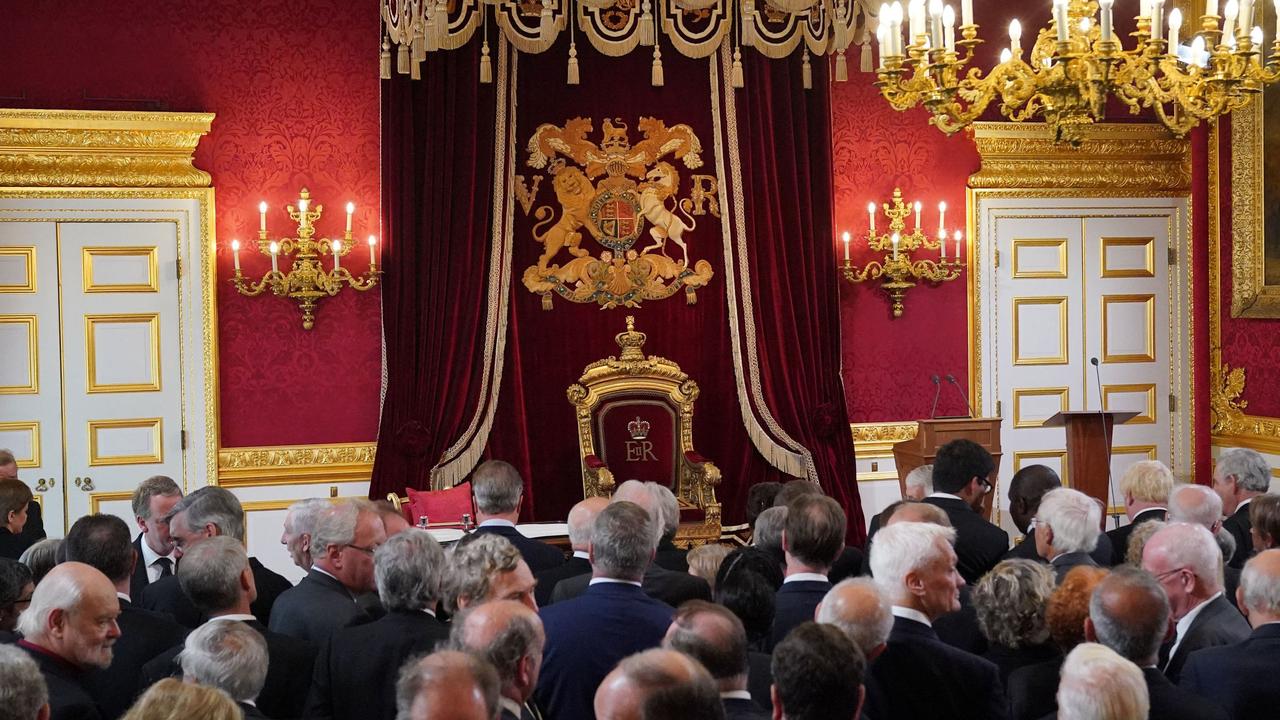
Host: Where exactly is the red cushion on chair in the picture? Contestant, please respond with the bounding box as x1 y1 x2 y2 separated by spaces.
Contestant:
405 482 475 526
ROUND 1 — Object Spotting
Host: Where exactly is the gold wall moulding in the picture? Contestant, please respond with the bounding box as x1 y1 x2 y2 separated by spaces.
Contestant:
850 421 918 459
1229 91 1280 316
217 442 377 487
0 109 214 188
969 122 1192 192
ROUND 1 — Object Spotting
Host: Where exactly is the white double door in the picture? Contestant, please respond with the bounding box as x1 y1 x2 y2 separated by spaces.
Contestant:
977 196 1192 525
1 219 184 535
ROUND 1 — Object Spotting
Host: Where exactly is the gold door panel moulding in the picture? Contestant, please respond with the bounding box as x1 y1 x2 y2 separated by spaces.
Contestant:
0 421 40 468
1012 296 1069 366
1012 450 1068 480
1112 445 1158 463
1101 294 1156 363
1012 387 1071 428
84 313 161 393
88 490 136 515
0 247 36 292
849 422 918 460
1100 237 1156 279
88 417 164 466
0 109 214 188
82 246 159 293
1102 383 1158 425
1011 238 1069 279
0 315 38 394
218 442 377 487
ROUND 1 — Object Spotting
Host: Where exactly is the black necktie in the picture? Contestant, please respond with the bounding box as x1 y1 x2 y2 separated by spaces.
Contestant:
155 557 173 578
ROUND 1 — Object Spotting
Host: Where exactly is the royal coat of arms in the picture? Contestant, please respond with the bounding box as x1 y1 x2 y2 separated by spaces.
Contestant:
520 116 717 309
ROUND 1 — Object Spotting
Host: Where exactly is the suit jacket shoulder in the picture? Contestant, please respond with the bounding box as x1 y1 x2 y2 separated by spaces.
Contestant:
267 569 364 646
1141 668 1228 720
923 497 1009 584
1006 657 1063 720
248 556 293 626
84 601 188 719
723 696 770 720
21 644 102 720
137 575 203 628
474 525 565 574
1165 595 1251 683
1223 505 1253 568
643 564 711 607
535 556 591 607
770 580 831 648
867 617 1007 720
128 536 151 604
1180 624 1280 719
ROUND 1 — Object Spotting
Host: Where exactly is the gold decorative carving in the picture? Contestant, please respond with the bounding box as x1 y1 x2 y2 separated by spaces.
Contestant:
217 442 377 487
0 109 214 188
849 421 918 459
1228 96 1280 316
970 123 1192 192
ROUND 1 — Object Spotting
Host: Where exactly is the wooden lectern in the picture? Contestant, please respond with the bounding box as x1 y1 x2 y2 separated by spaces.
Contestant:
1043 410 1138 525
893 417 1003 520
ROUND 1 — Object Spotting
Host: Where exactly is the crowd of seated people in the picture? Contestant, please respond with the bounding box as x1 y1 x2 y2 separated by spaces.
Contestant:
0 446 1278 720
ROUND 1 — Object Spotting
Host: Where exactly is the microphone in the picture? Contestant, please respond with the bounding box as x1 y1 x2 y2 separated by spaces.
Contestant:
929 375 943 419
945 374 976 418
1091 357 1120 529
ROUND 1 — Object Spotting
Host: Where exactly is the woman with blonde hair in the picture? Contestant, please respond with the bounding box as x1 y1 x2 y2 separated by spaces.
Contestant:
972 559 1059 682
122 679 241 720
686 542 732 594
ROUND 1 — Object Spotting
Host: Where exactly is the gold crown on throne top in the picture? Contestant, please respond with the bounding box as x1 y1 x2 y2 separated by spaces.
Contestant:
627 416 651 440
616 315 648 362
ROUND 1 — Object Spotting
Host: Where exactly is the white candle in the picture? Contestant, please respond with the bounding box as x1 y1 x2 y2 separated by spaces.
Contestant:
1054 0 1069 42
231 239 241 272
954 230 963 260
961 0 972 26
1239 0 1253 38
1152 0 1165 41
345 202 355 234
298 198 309 214
938 200 947 235
258 201 267 233
1140 0 1152 18
1099 0 1114 42
868 201 877 233
1168 8 1182 52
1191 35 1208 65
1010 18 1023 54
909 0 925 43
842 231 851 261
332 240 342 270
929 0 944 48
943 5 956 50
1207 0 1219 16
1000 48 1013 63
940 233 947 260
269 241 279 273
892 233 900 260
368 235 378 267
893 1 906 54
914 200 922 230
1273 0 1279 40
1225 0 1239 36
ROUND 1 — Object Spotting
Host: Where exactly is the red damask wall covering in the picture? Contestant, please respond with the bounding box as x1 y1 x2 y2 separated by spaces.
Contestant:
2 0 383 447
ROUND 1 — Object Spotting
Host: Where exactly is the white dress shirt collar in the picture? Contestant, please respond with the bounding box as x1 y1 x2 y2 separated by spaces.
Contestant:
1238 497 1255 511
927 492 964 502
207 613 257 623
784 572 829 584
891 605 933 627
479 518 516 528
116 591 131 604
572 550 589 560
138 536 176 583
589 577 643 588
720 690 753 701
1169 592 1223 661
499 698 524 718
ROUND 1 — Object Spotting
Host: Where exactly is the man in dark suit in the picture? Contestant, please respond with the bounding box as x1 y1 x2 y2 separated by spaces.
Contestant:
772 623 865 720
1034 488 1103 584
1004 464 1114 567
140 487 293 628
1085 565 1228 720
664 600 770 720
127 476 182 605
770 495 845 648
0 450 44 549
177 620 271 718
1105 460 1173 566
140 536 315 720
447 534 538 612
1142 522 1251 683
594 648 724 719
396 651 501 720
651 483 689 573
1212 447 1271 569
865 521 1007 720
306 529 452 720
16 562 122 720
470 460 564 574
535 497 606 607
535 501 674 720
62 515 188 720
1181 549 1280 717
451 600 545 720
269 499 384 645
922 439 1009 585
0 644 52 720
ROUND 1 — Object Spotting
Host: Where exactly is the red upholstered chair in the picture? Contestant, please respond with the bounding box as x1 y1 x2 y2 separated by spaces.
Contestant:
386 481 475 527
567 316 722 546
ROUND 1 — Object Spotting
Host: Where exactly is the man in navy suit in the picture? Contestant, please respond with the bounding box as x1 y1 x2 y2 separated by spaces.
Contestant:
772 623 865 720
664 601 769 720
770 495 845 648
534 501 673 720
865 521 1007 720
535 497 607 607
1003 465 1114 568
470 460 564 574
451 600 545 720
127 476 182 605
1212 448 1271 569
923 439 1009 585
1181 548 1280 717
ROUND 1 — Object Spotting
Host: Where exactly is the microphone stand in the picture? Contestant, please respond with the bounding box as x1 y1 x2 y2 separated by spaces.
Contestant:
945 374 976 418
929 374 942 419
1091 357 1120 530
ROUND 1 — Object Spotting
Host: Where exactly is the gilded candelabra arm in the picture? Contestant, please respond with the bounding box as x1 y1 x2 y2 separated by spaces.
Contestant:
908 258 964 282
229 269 284 297
332 265 383 291
842 259 885 283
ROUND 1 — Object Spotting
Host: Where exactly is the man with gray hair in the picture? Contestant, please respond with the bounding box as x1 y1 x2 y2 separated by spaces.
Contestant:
535 501 675 720
128 475 182 604
751 506 786 569
280 498 329 572
1141 522 1251 683
1169 483 1243 608
269 498 386 645
179 619 269 718
395 650 500 720
0 644 49 720
470 460 565 574
16 562 120 720
445 534 537 613
535 496 607 607
140 486 292 628
1213 447 1272 568
663 600 767 719
650 483 689 573
816 577 894 663
306 529 451 720
1034 488 1102 583
1056 643 1149 720
1083 566 1228 720
139 536 315 720
451 600 546 720
1182 548 1280 716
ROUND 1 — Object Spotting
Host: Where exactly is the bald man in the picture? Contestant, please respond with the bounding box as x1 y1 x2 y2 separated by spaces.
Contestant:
594 648 723 720
816 577 894 663
663 601 767 719
451 600 546 720
395 650 500 720
536 497 607 607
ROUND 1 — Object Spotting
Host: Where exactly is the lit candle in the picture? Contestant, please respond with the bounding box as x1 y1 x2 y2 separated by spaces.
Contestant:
269 241 279 273
1272 0 1278 40
1054 0 1069 42
892 233 900 260
929 0 944 49
1099 0 1113 42
893 1 906 55
953 230 963 260
298 198 309 214
914 200 922 230
1010 18 1023 54
368 235 378 267
1225 0 1239 37
1000 47 1013 63
1239 0 1253 38
909 0 925 43
345 202 355 234
1207 0 1219 16
868 201 877 233
332 240 342 270
961 0 972 26
842 231 851 262
1152 0 1165 41
1168 8 1182 53
938 200 947 235
943 5 956 51
231 239 241 272
1191 35 1208 65
940 231 947 260
258 201 267 233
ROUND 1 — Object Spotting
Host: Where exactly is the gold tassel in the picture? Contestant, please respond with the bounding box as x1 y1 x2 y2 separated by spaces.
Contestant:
567 42 580 84
480 41 493 83
424 16 438 52
731 48 745 88
540 0 555 42
397 44 411 75
802 48 812 90
541 293 553 311
742 1 757 47
410 57 422 80
380 38 392 80
652 45 664 86
835 49 848 81
860 41 873 72
639 0 654 46
412 25 426 62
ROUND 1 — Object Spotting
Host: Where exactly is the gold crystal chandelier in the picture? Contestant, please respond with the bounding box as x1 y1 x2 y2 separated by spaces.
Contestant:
873 0 1280 143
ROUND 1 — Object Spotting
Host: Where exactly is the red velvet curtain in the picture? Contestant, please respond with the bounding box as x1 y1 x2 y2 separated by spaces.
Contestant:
370 42 500 496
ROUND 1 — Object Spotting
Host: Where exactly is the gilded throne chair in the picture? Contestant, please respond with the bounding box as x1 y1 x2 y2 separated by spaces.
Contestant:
567 316 722 546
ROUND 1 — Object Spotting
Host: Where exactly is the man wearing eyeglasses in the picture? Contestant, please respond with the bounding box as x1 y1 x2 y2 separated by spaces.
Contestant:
922 439 1009 586
1141 522 1250 684
269 499 387 646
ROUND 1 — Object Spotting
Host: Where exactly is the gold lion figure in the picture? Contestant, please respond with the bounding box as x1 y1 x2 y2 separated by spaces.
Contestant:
531 167 593 270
